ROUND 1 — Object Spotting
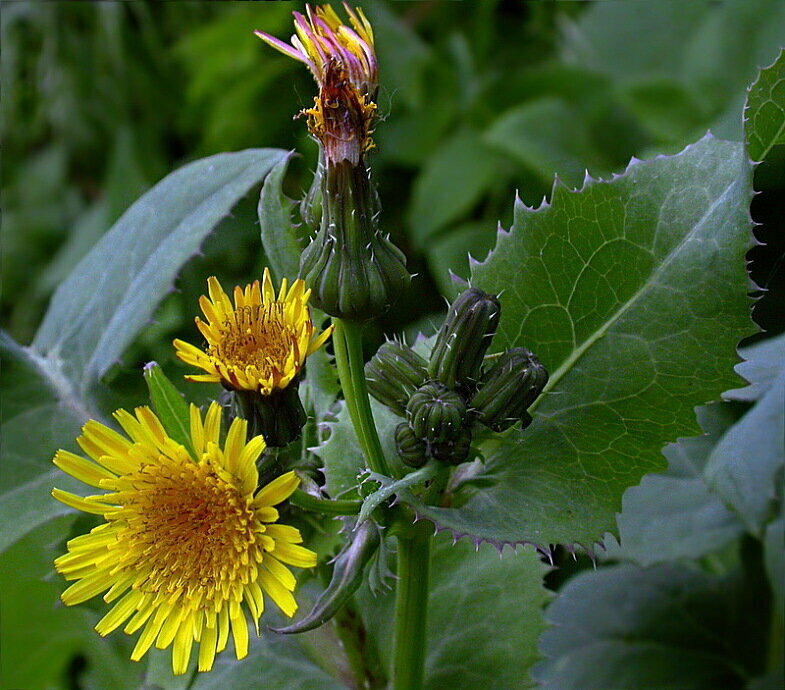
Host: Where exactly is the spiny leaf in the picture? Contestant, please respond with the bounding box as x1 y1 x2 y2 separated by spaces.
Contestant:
744 48 785 162
408 134 753 549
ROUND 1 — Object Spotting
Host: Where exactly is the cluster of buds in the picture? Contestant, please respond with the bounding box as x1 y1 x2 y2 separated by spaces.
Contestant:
257 4 409 322
366 288 548 467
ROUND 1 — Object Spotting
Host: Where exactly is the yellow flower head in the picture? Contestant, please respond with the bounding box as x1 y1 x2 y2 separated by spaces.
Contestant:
255 3 377 165
52 402 317 675
173 269 332 395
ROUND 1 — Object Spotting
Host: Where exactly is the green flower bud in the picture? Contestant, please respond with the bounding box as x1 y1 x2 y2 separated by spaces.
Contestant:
232 384 306 448
470 348 548 432
365 341 429 415
395 423 427 468
406 381 467 444
428 287 501 392
299 160 410 322
430 426 472 465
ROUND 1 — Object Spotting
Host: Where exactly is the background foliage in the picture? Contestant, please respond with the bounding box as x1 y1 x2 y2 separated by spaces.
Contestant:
1 2 783 689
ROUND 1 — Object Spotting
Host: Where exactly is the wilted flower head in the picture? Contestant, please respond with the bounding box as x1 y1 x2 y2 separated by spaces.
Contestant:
256 3 377 165
173 269 332 395
52 403 317 675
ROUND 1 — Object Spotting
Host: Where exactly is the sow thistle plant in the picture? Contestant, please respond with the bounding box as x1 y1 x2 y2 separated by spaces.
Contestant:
36 3 780 689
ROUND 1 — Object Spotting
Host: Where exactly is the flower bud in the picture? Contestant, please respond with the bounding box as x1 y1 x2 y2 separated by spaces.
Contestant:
406 381 467 444
430 426 472 465
299 161 410 321
395 423 427 468
428 288 501 392
365 341 429 415
232 385 306 448
470 348 549 432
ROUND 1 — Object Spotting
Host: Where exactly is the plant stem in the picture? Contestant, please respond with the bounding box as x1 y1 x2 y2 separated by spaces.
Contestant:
333 319 390 476
392 524 431 690
290 489 362 516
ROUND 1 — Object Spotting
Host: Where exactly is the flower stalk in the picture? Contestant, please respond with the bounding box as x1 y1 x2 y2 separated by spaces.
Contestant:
392 522 432 690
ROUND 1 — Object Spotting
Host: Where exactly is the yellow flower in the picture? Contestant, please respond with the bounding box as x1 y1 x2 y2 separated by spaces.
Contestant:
255 4 378 165
52 402 317 675
173 269 332 395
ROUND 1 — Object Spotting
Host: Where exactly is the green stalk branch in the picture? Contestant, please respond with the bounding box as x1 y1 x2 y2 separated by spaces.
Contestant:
290 489 362 516
333 319 390 476
392 524 431 690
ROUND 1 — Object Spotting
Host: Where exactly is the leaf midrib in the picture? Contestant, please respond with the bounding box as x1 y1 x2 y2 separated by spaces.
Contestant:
529 174 740 415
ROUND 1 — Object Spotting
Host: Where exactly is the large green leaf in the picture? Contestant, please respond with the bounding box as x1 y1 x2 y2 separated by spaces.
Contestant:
533 562 763 689
189 633 343 690
611 405 745 565
257 153 303 283
704 372 784 535
357 535 551 689
410 135 753 548
1 149 286 554
317 399 402 500
32 148 286 394
0 332 87 553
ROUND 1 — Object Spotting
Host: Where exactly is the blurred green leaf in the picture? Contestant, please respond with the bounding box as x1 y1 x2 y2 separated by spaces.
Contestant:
0 518 140 690
408 129 505 247
258 153 302 283
33 148 287 394
765 516 785 620
357 534 551 689
534 562 763 689
484 97 605 187
612 405 745 565
427 220 497 298
409 135 753 548
745 48 785 162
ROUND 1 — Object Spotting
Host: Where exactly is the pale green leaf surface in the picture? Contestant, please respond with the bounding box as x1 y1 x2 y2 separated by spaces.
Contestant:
33 148 286 393
534 563 757 689
410 135 752 548
357 535 551 689
725 332 785 402
257 152 303 283
0 332 87 553
704 370 785 535
612 405 745 565
745 49 785 162
317 399 402 500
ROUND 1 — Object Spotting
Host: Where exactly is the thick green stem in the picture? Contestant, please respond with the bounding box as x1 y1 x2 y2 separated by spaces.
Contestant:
333 319 390 476
392 525 431 690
